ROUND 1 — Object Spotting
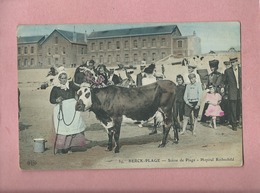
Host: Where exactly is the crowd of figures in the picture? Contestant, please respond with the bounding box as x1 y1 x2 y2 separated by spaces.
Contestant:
176 57 242 136
42 57 241 154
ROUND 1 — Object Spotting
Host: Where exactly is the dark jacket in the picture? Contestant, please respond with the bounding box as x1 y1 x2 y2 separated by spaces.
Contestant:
207 71 223 93
224 67 241 100
49 81 79 104
136 73 143 87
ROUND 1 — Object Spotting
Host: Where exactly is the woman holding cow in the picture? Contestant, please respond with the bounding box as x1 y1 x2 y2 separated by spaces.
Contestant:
50 70 89 154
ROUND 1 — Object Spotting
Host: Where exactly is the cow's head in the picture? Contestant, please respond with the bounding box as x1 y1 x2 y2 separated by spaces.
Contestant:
76 85 92 111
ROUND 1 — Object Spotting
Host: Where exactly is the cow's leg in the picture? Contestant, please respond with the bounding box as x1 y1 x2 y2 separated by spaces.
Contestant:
113 116 123 153
172 112 179 144
158 124 171 148
106 128 114 151
149 117 157 135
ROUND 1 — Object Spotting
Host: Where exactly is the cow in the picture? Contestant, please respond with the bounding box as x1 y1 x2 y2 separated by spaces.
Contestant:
75 80 179 153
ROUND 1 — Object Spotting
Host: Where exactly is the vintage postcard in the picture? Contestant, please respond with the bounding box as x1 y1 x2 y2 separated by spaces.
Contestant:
18 22 243 170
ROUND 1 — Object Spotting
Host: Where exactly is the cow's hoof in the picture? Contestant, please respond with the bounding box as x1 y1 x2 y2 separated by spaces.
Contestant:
114 149 120 153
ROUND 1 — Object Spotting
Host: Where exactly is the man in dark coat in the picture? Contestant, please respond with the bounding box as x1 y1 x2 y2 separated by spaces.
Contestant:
136 64 146 87
223 57 242 131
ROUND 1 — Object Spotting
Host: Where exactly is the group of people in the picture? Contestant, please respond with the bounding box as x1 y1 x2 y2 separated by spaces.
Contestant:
175 57 241 135
48 57 241 154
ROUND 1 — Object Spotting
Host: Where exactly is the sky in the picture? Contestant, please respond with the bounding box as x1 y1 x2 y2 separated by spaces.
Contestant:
17 22 240 54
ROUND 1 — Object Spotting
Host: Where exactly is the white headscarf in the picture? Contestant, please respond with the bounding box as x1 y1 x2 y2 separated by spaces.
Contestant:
54 71 69 90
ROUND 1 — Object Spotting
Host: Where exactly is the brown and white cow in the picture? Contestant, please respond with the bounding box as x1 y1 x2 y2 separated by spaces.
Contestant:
76 80 179 153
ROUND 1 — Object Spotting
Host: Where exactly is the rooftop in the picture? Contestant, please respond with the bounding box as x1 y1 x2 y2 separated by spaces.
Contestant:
87 25 181 39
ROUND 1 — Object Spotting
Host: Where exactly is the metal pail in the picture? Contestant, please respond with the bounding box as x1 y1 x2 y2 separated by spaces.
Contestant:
33 138 46 153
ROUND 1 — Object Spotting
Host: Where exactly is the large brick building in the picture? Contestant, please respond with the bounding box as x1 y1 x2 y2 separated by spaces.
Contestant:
17 25 201 69
17 29 88 69
87 25 201 66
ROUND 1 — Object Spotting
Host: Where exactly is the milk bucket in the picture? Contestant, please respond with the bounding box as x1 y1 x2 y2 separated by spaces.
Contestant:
33 138 46 153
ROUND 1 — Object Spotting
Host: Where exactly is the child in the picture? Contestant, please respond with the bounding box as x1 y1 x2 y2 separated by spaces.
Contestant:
180 73 203 135
205 85 224 129
176 75 186 123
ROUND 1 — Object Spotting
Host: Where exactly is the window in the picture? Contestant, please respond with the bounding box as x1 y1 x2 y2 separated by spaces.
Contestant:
18 59 21 66
31 46 34 54
161 38 166 46
24 47 28 54
152 53 156 61
81 47 84 54
143 53 147 61
30 58 34 66
152 39 156 47
55 37 58 44
55 47 58 54
18 47 21 54
91 43 95 51
134 54 138 61
125 54 129 62
63 47 66 54
24 59 27 66
133 40 138 48
116 41 120 49
99 42 103 50
116 54 120 62
142 39 146 47
124 41 129 49
99 55 103 63
55 58 58 64
177 40 183 48
107 42 111 50
108 55 111 63
161 52 166 59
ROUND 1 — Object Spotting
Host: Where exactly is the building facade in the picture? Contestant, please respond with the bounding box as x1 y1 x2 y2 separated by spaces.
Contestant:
17 30 88 69
17 36 45 69
86 25 201 67
17 25 201 69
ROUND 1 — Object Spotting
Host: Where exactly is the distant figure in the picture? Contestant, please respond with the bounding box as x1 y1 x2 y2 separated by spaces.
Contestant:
96 64 109 86
204 85 224 129
176 75 186 123
139 63 158 135
183 63 201 85
108 68 121 85
136 64 146 87
223 57 242 131
180 73 203 136
219 61 232 125
200 59 223 122
74 60 96 85
142 64 156 85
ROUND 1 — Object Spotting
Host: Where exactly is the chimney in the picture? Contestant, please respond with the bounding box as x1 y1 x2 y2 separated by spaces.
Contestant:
73 26 76 42
84 30 87 42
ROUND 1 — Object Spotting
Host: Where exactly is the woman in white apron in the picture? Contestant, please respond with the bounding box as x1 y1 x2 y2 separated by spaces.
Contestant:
50 71 88 154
